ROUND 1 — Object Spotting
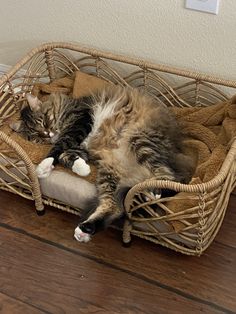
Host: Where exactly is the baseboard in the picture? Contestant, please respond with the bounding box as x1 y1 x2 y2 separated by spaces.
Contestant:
0 64 11 75
0 63 26 77
0 64 27 93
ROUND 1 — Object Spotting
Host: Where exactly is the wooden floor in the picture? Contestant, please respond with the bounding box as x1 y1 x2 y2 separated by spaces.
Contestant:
0 190 235 314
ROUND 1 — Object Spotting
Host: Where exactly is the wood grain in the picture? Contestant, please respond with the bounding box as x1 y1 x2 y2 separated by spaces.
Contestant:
0 292 45 314
0 190 235 313
0 226 223 314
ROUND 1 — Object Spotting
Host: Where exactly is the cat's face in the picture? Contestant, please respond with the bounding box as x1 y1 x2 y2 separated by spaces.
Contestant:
11 94 59 144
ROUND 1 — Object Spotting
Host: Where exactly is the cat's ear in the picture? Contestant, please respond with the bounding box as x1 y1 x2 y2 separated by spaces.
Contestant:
9 121 23 132
26 94 42 112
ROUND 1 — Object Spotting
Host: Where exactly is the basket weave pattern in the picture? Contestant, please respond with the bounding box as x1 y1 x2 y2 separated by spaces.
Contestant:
0 42 235 255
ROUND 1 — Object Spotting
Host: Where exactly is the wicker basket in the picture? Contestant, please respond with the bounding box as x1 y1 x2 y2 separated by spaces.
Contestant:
0 42 235 256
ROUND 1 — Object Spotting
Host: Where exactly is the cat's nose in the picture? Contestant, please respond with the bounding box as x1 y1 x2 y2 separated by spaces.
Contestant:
80 222 96 235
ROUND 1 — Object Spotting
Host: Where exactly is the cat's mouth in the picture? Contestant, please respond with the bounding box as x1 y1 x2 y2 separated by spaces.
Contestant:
32 134 59 144
50 133 59 144
43 131 60 144
34 131 59 144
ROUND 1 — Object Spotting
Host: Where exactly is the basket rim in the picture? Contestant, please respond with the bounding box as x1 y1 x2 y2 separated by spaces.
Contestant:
1 41 236 88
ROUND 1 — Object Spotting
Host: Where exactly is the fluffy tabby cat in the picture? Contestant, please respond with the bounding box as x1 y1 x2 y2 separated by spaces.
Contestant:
11 87 194 242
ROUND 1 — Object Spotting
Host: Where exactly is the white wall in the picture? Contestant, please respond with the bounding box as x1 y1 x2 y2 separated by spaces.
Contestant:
0 0 235 80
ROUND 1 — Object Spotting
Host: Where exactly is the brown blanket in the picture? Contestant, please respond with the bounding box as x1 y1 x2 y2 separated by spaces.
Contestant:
166 97 236 230
172 97 236 182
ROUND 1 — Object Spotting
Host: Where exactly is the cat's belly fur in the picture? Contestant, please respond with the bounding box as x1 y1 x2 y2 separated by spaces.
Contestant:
82 96 161 186
111 144 153 186
85 134 153 187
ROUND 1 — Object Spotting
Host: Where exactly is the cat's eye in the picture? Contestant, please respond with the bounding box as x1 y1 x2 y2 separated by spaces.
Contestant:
37 118 43 124
28 127 37 134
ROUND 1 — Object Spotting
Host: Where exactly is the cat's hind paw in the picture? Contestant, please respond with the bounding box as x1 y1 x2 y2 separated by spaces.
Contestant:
72 158 91 177
144 189 162 202
36 157 54 178
74 226 91 243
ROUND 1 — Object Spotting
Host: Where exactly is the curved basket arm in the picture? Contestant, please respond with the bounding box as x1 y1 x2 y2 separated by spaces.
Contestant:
0 131 44 212
122 138 236 249
124 137 236 213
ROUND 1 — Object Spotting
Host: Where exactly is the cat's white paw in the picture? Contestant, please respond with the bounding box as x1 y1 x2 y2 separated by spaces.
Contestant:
144 190 162 202
74 226 91 243
36 157 54 178
72 158 91 177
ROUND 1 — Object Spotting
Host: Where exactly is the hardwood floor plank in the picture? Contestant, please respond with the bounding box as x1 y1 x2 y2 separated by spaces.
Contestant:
0 191 235 312
0 226 222 314
0 292 46 314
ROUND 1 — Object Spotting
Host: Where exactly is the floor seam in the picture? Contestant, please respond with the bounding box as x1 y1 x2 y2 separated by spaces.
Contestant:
0 289 51 314
0 222 234 314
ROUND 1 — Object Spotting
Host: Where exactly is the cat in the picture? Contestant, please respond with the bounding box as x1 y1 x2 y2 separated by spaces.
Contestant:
11 87 195 242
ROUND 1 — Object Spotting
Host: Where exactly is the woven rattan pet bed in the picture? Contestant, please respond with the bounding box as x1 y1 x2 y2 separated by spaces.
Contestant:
0 42 235 256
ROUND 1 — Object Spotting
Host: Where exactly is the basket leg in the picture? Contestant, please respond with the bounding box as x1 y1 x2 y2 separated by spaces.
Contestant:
122 219 132 247
34 197 45 216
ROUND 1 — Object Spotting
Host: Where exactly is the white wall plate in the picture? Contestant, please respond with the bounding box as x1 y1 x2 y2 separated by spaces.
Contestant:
186 0 220 15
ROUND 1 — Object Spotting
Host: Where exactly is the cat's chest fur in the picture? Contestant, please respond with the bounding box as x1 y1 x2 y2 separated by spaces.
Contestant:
83 100 128 150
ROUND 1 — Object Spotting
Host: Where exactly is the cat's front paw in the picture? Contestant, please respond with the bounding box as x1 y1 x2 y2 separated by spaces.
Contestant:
36 157 54 178
74 226 91 243
72 158 91 177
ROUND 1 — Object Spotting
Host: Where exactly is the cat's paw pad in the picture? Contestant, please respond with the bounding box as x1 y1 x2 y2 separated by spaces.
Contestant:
74 226 91 243
72 158 91 177
36 157 54 178
144 190 162 202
